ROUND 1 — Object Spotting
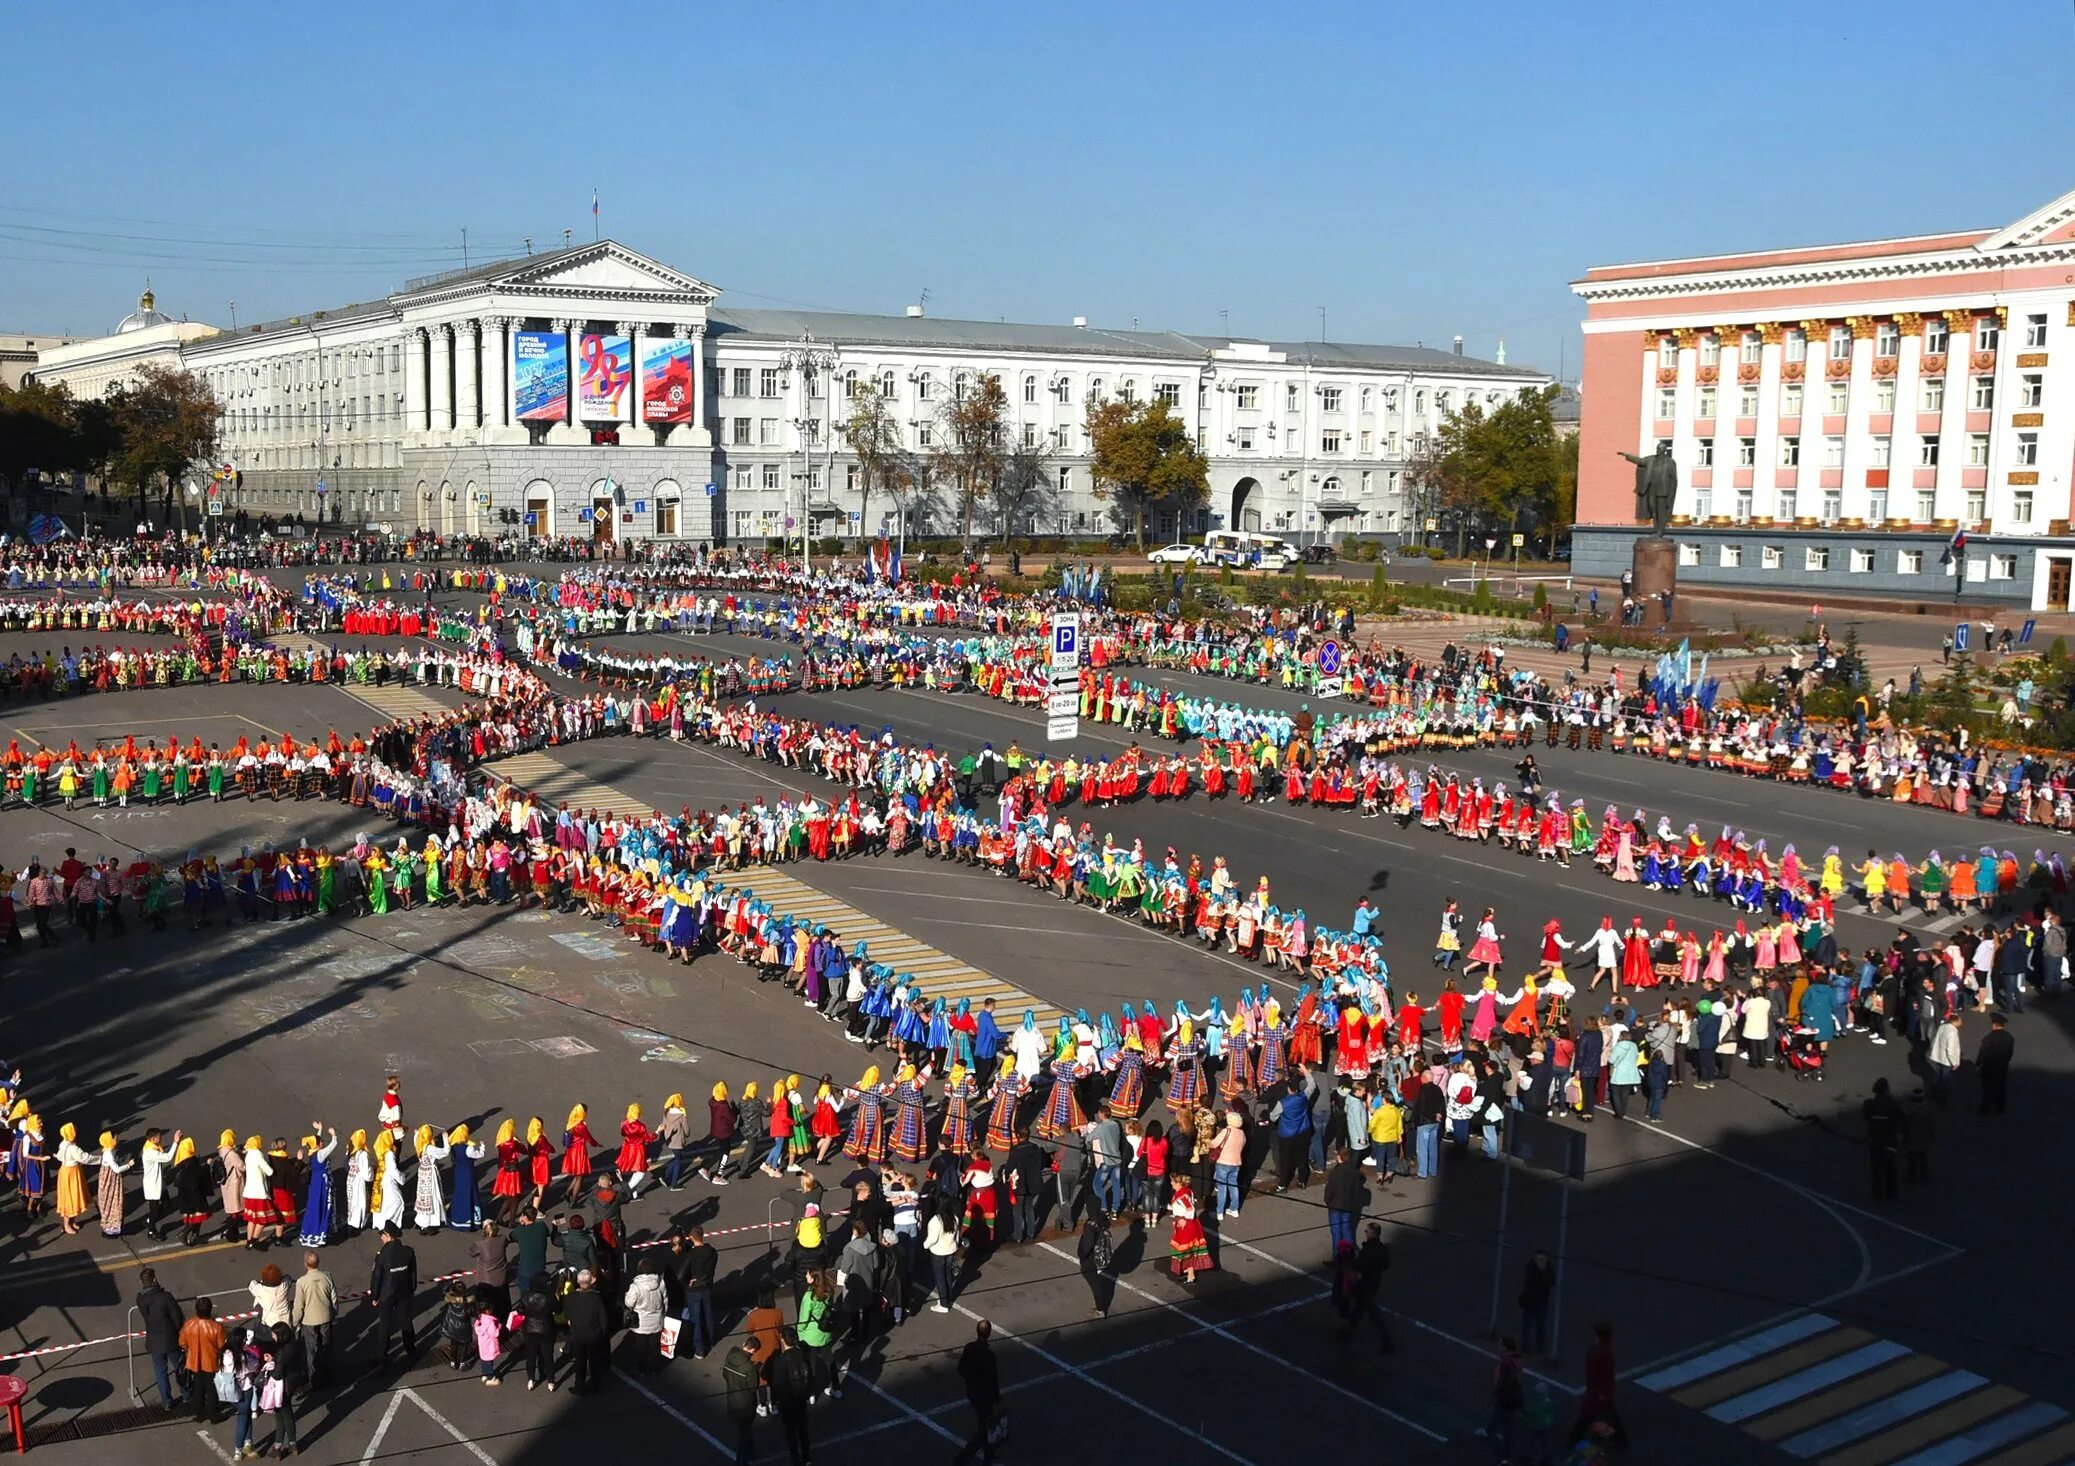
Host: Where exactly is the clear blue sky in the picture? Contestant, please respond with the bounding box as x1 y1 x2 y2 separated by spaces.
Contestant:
9 3 2073 380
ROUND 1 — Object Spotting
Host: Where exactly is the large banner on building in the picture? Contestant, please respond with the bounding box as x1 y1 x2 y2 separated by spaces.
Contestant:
641 337 695 424
514 330 568 421
577 333 632 420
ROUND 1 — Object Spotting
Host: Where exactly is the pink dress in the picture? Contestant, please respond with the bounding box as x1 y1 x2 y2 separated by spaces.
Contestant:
1678 943 1702 986
1753 929 1778 972
1612 831 1638 883
1776 923 1801 965
1466 921 1504 967
1702 942 1727 986
1469 990 1500 1042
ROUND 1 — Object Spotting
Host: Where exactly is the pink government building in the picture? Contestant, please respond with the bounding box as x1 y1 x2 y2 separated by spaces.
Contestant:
1571 186 2075 610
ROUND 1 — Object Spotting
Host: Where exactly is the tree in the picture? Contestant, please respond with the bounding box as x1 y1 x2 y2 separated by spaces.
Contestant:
843 382 903 544
1404 404 1483 555
1406 386 1569 555
0 380 80 496
109 365 220 528
1083 396 1208 548
992 436 1053 544
935 373 1007 544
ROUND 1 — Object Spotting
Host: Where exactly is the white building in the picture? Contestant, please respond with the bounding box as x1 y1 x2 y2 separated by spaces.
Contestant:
34 243 1545 545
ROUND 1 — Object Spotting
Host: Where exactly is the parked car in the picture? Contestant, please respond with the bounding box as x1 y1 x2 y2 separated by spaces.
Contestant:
1146 542 1202 565
1299 543 1337 564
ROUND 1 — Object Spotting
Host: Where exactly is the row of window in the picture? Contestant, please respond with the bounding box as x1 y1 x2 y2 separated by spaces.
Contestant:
1684 429 2038 471
1660 373 2039 422
1684 487 2013 524
206 344 404 401
223 393 407 440
1658 312 2045 367
1678 541 2018 580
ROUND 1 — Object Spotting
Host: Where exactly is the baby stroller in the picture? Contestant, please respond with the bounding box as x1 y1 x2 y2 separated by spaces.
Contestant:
1779 1026 1826 1081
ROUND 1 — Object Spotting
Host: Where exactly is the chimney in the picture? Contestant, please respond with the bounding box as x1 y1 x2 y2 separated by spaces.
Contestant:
1452 335 1463 355
905 304 925 318
1072 316 1088 329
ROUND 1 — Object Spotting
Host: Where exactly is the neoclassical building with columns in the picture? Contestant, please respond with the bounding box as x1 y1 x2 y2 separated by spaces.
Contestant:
32 240 1546 545
1573 184 2075 609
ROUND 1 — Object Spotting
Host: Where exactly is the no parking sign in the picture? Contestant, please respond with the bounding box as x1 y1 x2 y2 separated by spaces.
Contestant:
1317 639 1342 676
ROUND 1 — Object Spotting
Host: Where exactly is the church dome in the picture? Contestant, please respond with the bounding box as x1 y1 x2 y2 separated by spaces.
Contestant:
116 285 171 334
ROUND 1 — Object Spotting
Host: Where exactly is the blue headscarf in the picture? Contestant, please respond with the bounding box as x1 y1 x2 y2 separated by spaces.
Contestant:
1022 1008 1037 1033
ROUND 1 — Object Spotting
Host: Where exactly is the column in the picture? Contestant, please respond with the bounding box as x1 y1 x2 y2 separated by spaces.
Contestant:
429 325 453 432
615 321 639 428
495 317 515 427
691 323 708 434
457 319 480 430
1839 316 1877 519
548 319 578 443
1938 308 1971 524
1670 328 1697 517
403 329 426 435
1753 323 1784 518
1891 314 1924 522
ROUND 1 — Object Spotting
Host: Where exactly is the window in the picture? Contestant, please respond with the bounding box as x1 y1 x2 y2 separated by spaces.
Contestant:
1414 390 1426 415
1696 386 1717 419
761 463 780 490
730 417 751 445
1868 489 1888 523
844 369 859 399
1089 377 1104 400
1655 387 1677 419
1850 548 1874 573
1236 384 1257 410
1822 435 1844 468
1321 431 1342 454
758 418 777 445
845 464 858 491
1737 437 1757 467
1922 378 1945 412
1738 385 1759 418
1658 335 1677 367
916 422 933 447
1821 488 1842 521
1828 325 1851 357
1871 435 1892 468
955 372 973 401
1436 390 1452 414
915 373 933 401
1967 489 1987 521
1359 430 1372 453
1321 386 1342 412
1778 490 1798 519
1826 381 1849 414
1874 378 1896 412
2013 491 2035 524
1922 435 1942 467
878 371 896 398
1762 545 1783 569
1360 470 1372 496
1782 329 1806 363
1779 435 1801 468
1719 544 1743 568
1990 553 2017 581
1155 382 1181 408
1967 434 1989 467
1697 437 1715 467
1805 546 1831 571
1977 319 1999 353
1021 422 1037 448
1781 382 1803 417
654 499 679 537
1742 331 1763 364
1693 488 1711 518
1971 376 1995 410
1286 383 1301 411
1057 466 1071 498
1051 426 1069 451
2017 432 2039 467
1734 488 1753 520
1237 427 1255 450
759 368 780 398
1925 318 1949 354
1700 334 1721 367
1899 549 1924 574
1917 489 1936 520
389 345 400 373
2021 374 2044 408
730 368 750 397
1876 321 1900 356
2026 313 2048 349
1677 542 1700 566
1022 375 1037 404
1118 379 1136 403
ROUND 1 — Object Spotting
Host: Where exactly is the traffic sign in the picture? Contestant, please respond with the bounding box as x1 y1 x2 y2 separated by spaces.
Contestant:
206 500 224 517
1049 613 1081 671
2020 618 2037 646
1511 532 1524 548
315 477 328 497
1046 689 1078 718
1315 677 1343 699
633 500 648 514
704 481 718 497
1953 623 1969 652
1046 712 1080 742
1424 517 1438 532
1317 639 1342 676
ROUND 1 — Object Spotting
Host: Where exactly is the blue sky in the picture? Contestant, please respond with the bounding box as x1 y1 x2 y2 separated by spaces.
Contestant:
8 3 2072 380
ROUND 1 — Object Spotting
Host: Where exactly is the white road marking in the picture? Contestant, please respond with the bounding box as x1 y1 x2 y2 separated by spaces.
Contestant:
399 1387 500 1465
194 1428 237 1463
847 1370 963 1443
356 1390 407 1466
618 1369 736 1458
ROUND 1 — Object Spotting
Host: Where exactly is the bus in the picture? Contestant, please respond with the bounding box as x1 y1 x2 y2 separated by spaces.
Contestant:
1199 529 1299 570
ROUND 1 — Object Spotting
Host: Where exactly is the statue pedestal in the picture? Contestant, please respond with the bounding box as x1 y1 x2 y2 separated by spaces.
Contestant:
1630 535 1677 628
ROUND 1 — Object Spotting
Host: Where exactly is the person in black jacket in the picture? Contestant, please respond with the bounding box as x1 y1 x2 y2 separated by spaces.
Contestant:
1321 1148 1365 1256
561 1269 613 1395
136 1268 187 1408
516 1284 558 1391
1075 1206 1115 1318
1518 1249 1557 1357
367 1227 418 1371
1338 1223 1394 1352
1003 1132 1047 1242
722 1340 761 1466
267 1322 308 1455
952 1318 1002 1464
765 1327 816 1466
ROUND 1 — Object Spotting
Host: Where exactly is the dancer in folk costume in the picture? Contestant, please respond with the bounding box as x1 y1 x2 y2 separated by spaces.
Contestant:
559 1103 595 1205
371 1130 406 1233
1165 1018 1205 1112
410 1124 448 1232
297 1126 339 1247
983 1066 1026 1152
1168 1177 1213 1283
446 1124 486 1231
1255 999 1289 1091
887 1064 929 1164
94 1130 131 1238
614 1103 653 1198
1108 1029 1148 1117
844 1066 889 1163
490 1119 527 1224
342 1129 373 1234
1288 983 1325 1068
1036 1035 1086 1140
941 1064 978 1154
525 1116 555 1209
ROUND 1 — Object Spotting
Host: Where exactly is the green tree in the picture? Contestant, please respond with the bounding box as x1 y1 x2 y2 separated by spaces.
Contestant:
935 373 1007 544
0 380 81 497
109 365 221 529
843 382 903 543
992 435 1052 544
1083 396 1208 547
1410 386 1570 553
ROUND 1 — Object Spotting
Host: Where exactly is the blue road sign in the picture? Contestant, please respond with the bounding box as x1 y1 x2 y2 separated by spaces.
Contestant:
1954 623 1969 652
1318 639 1343 676
1053 622 1078 660
2020 618 2037 646
704 481 718 497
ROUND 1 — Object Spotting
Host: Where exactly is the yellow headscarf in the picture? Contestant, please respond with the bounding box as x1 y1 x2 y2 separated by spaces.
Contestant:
495 1119 516 1145
948 1065 966 1087
6 1099 25 1122
816 1081 833 1101
219 1129 236 1151
565 1104 586 1131
98 1130 117 1151
447 1124 471 1145
172 1137 195 1165
785 1074 801 1095
624 1103 641 1122
664 1094 684 1112
414 1124 434 1152
525 1117 544 1146
896 1063 917 1084
348 1128 368 1154
21 1115 39 1139
742 1081 759 1100
1482 977 1498 992
1179 1018 1195 1045
59 1122 76 1144
859 1066 881 1090
371 1131 393 1211
1264 999 1281 1027
710 1082 729 1103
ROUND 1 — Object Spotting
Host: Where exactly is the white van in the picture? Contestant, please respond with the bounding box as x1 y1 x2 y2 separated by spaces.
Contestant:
1200 529 1299 570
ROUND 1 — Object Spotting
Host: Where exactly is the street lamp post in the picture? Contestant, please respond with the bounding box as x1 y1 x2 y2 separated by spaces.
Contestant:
779 336 837 570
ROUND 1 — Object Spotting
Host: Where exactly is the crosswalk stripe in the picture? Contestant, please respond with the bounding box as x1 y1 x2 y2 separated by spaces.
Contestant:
1818 1384 2024 1466
1707 1341 1910 1423
1749 1355 1948 1442
1779 1371 1988 1456
1671 1326 1865 1409
1636 1314 1838 1392
1957 1410 2075 1465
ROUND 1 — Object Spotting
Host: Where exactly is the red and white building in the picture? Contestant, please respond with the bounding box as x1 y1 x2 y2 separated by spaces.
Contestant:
1571 186 2075 609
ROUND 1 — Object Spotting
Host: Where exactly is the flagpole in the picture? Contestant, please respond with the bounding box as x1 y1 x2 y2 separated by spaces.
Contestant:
592 189 599 242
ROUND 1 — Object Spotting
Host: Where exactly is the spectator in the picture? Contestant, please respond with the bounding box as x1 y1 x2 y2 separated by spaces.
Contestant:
135 1267 187 1410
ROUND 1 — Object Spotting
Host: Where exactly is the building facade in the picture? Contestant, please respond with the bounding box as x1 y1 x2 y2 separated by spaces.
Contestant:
33 243 1546 545
1572 186 2075 609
